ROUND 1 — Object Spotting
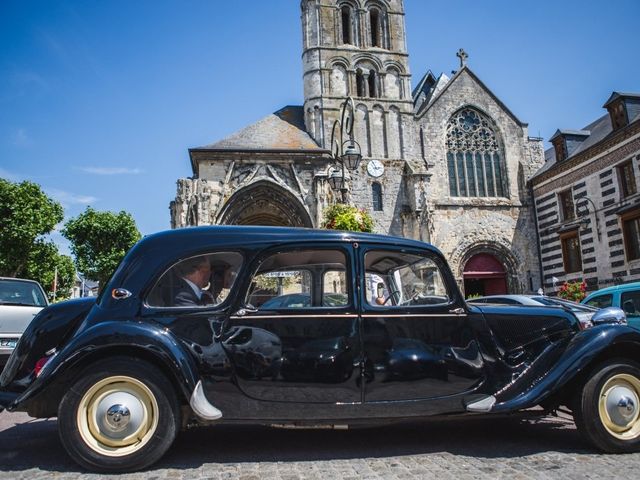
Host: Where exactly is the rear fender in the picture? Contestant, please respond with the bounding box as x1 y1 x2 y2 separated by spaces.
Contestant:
492 324 640 412
6 320 199 412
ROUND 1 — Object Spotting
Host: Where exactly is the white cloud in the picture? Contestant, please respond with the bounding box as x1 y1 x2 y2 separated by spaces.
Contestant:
45 188 97 207
80 166 143 175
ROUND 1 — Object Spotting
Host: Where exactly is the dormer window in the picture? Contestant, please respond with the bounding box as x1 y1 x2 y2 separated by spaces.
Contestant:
603 92 640 131
550 130 590 162
610 101 628 130
552 136 568 163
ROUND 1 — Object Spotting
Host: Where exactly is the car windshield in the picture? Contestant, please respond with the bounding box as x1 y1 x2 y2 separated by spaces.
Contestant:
530 296 597 313
0 279 47 307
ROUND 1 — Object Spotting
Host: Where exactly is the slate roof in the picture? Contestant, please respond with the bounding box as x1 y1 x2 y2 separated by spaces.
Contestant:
533 107 640 180
603 92 640 108
194 106 323 151
414 66 525 126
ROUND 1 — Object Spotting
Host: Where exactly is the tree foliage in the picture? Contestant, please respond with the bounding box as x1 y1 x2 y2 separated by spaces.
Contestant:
0 178 74 300
0 179 64 276
62 207 141 289
322 204 374 233
24 240 76 300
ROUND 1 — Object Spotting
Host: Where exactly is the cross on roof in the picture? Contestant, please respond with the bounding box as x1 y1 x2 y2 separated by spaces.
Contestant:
456 48 468 68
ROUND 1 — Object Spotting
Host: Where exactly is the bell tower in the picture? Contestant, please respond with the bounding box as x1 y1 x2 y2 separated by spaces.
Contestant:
301 0 414 161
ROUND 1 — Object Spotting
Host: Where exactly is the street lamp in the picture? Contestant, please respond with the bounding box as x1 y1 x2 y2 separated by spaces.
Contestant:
329 97 362 203
576 197 601 240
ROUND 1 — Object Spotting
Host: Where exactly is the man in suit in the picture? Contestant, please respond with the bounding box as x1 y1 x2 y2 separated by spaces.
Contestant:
172 256 212 307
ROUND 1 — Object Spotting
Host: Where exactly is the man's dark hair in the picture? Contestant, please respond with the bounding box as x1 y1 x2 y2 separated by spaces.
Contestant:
175 256 209 277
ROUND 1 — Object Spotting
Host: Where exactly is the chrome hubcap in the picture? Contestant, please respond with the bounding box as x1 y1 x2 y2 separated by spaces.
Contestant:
104 403 132 433
598 373 640 440
605 387 637 427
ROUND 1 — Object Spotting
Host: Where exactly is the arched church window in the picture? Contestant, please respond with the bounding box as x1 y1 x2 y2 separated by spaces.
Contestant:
369 8 381 47
341 6 353 45
372 182 383 211
368 70 377 98
446 108 507 198
356 69 366 97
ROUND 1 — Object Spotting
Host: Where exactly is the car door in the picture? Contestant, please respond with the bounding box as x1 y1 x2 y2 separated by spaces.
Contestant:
358 245 485 404
222 243 362 404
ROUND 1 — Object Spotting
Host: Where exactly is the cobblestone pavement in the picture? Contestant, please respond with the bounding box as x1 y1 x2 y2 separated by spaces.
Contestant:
1 410 640 479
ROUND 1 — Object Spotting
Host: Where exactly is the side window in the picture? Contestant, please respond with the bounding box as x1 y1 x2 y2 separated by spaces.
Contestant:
621 291 640 319
585 294 612 309
247 249 349 310
147 252 243 308
365 250 451 307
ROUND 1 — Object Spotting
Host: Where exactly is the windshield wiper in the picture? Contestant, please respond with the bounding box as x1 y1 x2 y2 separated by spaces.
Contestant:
0 301 39 307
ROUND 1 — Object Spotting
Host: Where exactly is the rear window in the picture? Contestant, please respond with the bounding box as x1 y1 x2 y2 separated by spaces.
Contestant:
0 279 47 307
147 252 243 308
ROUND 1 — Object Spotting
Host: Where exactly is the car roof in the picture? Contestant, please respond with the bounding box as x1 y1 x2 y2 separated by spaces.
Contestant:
141 225 436 251
0 277 42 285
583 282 640 297
103 226 445 304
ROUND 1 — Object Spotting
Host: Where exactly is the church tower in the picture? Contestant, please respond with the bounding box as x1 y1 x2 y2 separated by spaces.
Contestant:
301 0 415 160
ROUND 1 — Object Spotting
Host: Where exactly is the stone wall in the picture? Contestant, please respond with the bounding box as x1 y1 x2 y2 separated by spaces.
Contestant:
414 69 545 292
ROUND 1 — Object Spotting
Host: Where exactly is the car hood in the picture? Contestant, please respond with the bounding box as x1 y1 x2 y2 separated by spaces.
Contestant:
0 305 44 333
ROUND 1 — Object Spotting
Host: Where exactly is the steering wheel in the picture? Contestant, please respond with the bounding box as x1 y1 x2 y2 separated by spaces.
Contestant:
383 290 401 305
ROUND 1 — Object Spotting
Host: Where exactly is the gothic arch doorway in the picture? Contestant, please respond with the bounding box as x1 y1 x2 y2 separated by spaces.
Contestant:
463 253 508 297
217 180 313 227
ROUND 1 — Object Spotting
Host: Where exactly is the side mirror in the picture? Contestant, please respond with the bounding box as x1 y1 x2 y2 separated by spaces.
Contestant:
592 307 627 326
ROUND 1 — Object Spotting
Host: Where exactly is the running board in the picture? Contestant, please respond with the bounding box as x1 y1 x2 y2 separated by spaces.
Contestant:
466 395 496 412
189 380 222 420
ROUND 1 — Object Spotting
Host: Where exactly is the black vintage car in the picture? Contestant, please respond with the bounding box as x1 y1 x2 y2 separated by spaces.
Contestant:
0 226 637 471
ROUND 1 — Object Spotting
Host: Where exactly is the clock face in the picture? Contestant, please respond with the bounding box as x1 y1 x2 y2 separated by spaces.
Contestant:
367 160 384 178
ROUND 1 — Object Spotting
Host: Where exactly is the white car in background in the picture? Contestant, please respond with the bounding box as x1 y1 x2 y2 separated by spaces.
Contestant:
0 277 48 367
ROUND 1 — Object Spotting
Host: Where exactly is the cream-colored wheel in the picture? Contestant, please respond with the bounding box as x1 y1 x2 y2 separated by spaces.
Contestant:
59 357 179 472
597 373 640 440
77 375 159 456
575 360 640 453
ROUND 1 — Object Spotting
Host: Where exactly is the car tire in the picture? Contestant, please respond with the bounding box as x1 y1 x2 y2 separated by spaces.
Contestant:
58 356 180 472
574 359 640 453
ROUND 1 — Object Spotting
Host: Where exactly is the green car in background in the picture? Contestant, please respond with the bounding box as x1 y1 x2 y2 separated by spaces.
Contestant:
582 282 640 329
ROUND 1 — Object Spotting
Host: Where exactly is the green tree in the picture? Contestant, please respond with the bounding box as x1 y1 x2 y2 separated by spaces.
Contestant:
0 179 64 276
62 207 141 290
24 240 76 301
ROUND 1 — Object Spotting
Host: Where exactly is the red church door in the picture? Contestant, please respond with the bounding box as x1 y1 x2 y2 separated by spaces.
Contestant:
463 253 507 297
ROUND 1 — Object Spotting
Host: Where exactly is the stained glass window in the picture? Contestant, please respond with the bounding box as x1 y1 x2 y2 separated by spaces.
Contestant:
446 108 507 197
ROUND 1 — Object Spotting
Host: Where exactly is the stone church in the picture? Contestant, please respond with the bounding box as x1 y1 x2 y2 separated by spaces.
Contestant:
171 0 545 296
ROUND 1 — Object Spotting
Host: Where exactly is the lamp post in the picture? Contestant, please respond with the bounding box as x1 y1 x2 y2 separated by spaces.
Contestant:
577 197 601 240
327 97 362 203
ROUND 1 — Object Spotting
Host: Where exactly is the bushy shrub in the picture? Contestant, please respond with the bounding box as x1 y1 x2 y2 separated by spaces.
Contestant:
322 204 374 233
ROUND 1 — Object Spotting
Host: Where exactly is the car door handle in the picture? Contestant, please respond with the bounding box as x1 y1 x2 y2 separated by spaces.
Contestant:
233 305 258 317
449 307 465 315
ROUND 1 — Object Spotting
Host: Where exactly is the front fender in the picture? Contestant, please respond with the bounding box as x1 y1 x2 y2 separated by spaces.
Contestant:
6 320 200 412
492 324 640 412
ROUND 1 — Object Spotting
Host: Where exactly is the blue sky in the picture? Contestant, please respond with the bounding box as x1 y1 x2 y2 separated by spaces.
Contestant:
1 0 639 253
